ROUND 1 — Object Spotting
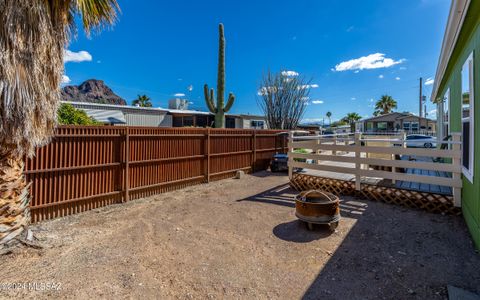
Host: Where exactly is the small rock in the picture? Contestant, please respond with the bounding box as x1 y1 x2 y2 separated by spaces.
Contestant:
235 170 245 179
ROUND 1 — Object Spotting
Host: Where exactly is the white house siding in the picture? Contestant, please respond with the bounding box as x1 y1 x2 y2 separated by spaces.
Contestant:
124 111 170 127
65 102 170 127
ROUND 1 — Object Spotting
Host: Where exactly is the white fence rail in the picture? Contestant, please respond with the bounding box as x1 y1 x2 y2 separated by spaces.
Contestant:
288 132 462 206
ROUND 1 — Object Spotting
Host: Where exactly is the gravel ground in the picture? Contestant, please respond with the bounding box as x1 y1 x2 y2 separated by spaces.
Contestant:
0 171 479 299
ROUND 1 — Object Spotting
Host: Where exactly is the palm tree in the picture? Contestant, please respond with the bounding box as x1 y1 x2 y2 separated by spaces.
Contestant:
341 112 362 132
326 111 332 126
374 95 398 115
132 95 152 107
0 0 120 247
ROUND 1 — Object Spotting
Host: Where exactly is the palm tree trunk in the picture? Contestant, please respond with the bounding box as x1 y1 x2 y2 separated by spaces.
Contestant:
0 149 30 247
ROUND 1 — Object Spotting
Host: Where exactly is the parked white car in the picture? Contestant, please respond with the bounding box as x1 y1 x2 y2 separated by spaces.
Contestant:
405 134 437 148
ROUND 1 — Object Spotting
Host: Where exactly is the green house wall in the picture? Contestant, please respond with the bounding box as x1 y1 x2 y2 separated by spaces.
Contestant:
436 0 480 248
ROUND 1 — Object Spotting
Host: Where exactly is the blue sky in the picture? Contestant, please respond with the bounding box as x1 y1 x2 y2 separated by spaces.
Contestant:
64 0 450 123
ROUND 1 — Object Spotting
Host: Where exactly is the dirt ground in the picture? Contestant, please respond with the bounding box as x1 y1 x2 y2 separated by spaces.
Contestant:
1 171 479 299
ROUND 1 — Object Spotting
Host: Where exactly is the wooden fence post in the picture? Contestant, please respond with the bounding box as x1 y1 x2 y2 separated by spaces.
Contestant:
452 132 461 207
288 131 294 180
252 130 257 173
206 128 211 183
332 134 337 156
355 132 361 191
124 127 130 202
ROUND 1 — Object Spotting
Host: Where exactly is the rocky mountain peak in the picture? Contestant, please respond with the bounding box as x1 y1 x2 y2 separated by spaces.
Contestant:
61 79 126 105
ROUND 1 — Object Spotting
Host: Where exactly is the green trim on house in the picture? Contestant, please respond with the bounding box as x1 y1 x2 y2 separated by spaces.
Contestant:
435 0 480 249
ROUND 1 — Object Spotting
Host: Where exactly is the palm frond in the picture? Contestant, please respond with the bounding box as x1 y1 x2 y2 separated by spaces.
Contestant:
0 0 120 157
74 0 120 35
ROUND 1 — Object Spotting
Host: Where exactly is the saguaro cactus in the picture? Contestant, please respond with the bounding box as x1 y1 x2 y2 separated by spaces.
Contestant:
204 23 235 128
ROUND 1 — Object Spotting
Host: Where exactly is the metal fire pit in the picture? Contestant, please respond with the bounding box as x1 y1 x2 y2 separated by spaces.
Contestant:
295 190 340 231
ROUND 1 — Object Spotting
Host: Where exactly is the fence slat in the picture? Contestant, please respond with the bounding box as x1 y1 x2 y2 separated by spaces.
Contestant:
25 126 288 222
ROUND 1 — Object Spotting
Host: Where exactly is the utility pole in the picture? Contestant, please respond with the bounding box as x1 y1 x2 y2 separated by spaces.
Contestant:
419 77 423 118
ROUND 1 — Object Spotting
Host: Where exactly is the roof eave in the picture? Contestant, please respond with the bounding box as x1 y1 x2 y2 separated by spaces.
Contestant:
431 0 471 102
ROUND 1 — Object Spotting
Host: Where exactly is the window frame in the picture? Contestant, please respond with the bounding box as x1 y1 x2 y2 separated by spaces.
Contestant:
443 88 450 137
250 120 265 129
377 122 388 130
411 122 419 131
461 52 475 182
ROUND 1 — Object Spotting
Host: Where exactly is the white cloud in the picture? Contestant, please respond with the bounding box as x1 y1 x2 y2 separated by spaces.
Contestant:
281 70 299 77
399 66 407 70
395 77 401 80
64 49 92 63
370 98 374 102
425 77 434 85
298 84 319 90
301 118 324 123
311 100 324 104
354 70 360 74
428 109 437 116
258 86 274 96
174 93 186 97
378 75 384 79
259 83 318 95
61 75 71 84
351 97 356 100
334 53 406 72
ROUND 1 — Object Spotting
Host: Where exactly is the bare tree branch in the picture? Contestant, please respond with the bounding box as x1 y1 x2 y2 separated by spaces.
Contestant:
256 71 311 129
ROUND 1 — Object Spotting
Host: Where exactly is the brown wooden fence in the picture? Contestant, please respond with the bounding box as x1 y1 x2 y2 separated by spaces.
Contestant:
24 126 288 222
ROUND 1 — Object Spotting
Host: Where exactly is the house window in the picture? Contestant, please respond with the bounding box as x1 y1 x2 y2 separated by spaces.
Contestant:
366 122 374 131
403 122 411 131
172 116 183 127
411 122 419 132
443 88 450 137
250 120 264 129
461 52 474 182
196 115 208 127
183 116 194 127
226 117 236 128
377 122 387 130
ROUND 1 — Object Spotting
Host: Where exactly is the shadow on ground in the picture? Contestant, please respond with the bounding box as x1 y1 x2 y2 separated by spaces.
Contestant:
238 183 296 208
250 170 289 178
240 180 480 299
273 220 334 243
301 200 480 299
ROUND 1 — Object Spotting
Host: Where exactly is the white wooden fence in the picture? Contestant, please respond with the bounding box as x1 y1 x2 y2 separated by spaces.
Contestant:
288 132 463 206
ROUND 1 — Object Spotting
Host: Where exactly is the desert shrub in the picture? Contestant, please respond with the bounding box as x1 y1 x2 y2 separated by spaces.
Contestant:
58 103 101 125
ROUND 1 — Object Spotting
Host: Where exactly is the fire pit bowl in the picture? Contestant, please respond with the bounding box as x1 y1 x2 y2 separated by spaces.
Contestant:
295 190 340 231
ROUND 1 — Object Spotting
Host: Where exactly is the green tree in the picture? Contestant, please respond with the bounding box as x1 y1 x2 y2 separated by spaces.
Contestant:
132 94 152 107
326 111 332 126
331 120 348 127
0 0 119 247
374 95 398 115
58 103 100 125
341 112 362 132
